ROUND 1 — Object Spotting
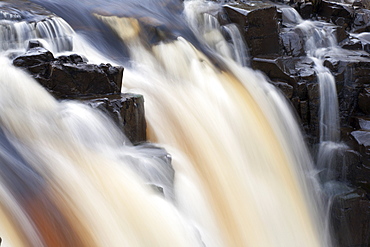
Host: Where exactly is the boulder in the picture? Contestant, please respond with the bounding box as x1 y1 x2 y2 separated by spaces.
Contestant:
13 47 123 99
85 94 146 144
223 4 281 57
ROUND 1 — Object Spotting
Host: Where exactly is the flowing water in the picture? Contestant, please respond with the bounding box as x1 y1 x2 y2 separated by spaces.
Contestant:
0 0 332 246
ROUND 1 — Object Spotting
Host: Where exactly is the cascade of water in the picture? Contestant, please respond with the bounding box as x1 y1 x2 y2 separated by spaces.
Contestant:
0 16 73 54
184 0 248 66
295 20 340 143
0 0 332 246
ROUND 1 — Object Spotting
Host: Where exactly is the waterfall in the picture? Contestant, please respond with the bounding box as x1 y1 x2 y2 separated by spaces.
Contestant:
0 0 331 246
0 16 73 55
292 11 348 184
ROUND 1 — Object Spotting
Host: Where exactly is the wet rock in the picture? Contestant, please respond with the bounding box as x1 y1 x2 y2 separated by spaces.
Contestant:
13 47 54 68
271 81 294 99
251 56 297 84
13 48 123 99
85 94 146 144
318 1 354 29
352 9 370 32
297 2 314 19
351 116 370 130
280 29 305 56
341 37 364 50
359 88 370 114
330 189 370 247
129 142 174 199
224 4 281 57
307 82 320 140
323 50 370 124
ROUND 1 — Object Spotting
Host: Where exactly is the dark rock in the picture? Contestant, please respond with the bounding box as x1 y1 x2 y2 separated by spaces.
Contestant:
13 47 54 68
352 9 370 33
341 37 364 50
13 50 123 99
307 82 320 140
330 189 370 247
359 88 370 114
280 29 305 56
252 56 297 84
318 1 354 29
224 5 281 57
271 81 294 98
298 2 314 19
28 40 43 49
85 94 146 144
351 116 370 130
334 25 348 43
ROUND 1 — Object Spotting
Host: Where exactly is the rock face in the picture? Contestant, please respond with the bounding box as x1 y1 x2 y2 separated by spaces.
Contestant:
330 189 370 247
13 42 145 144
224 4 281 57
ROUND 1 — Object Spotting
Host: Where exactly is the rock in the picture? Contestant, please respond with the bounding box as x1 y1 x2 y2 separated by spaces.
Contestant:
307 82 320 140
251 56 297 84
280 29 305 56
129 142 174 199
318 1 354 29
297 2 314 19
224 4 281 57
85 94 146 144
13 48 123 99
330 189 370 247
341 37 364 50
352 9 370 32
271 81 294 99
359 87 370 114
351 116 370 130
13 47 54 68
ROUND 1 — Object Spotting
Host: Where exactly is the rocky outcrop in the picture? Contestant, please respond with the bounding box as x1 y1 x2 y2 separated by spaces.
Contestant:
85 94 146 144
224 4 281 57
330 189 370 247
13 47 123 99
216 1 370 246
13 42 145 144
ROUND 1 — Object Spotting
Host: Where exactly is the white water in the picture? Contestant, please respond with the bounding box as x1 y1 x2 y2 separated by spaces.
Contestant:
0 1 331 247
0 17 73 55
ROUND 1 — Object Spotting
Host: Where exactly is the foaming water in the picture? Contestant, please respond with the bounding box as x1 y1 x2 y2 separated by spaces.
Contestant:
0 1 332 247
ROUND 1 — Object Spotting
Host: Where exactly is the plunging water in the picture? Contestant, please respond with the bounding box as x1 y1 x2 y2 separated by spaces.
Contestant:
288 9 347 184
0 0 331 246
